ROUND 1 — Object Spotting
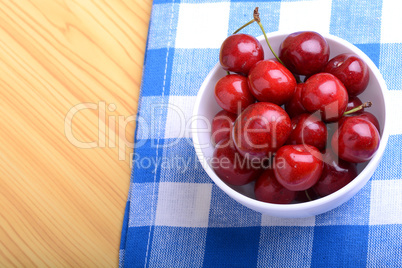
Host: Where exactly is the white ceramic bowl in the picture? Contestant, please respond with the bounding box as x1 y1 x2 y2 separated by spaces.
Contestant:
192 32 389 218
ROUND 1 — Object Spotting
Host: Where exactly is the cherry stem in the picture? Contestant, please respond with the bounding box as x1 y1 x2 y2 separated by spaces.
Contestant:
253 8 302 83
233 18 255 34
253 9 282 64
226 71 230 75
305 190 312 201
343 101 372 115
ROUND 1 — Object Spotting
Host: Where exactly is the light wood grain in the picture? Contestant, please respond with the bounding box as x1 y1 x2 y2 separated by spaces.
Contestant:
0 0 152 266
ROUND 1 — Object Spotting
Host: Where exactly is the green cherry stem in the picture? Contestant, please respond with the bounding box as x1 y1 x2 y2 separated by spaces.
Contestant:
305 190 312 201
226 71 230 75
253 8 283 65
343 101 372 115
233 18 256 34
253 8 302 83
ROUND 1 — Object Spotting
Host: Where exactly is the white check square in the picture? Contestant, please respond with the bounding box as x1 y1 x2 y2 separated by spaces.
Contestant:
164 96 197 139
370 179 402 225
155 182 212 227
279 0 332 34
176 3 230 48
381 0 402 43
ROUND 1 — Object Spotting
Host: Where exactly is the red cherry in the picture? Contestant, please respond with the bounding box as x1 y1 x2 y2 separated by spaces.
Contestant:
219 34 264 75
212 138 260 186
313 150 357 197
355 112 380 133
323 53 369 96
279 31 330 76
274 144 323 191
302 73 348 122
211 110 237 146
286 113 327 151
248 59 297 105
285 83 308 118
214 74 255 114
254 168 296 204
331 117 380 163
339 111 381 133
346 96 364 114
232 102 291 160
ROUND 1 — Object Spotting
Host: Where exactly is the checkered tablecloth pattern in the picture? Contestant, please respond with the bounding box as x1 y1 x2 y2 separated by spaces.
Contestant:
120 0 402 267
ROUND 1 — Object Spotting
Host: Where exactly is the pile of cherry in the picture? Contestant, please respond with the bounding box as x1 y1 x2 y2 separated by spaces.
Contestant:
210 30 381 204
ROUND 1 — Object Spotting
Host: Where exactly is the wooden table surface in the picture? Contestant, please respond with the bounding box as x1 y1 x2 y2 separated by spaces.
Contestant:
0 1 152 266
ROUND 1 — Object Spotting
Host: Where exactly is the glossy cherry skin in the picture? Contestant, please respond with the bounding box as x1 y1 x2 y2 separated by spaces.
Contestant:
302 73 348 122
356 112 380 133
346 96 364 114
279 31 330 76
232 102 291 161
248 59 297 105
323 53 369 96
212 138 260 186
214 74 255 114
313 150 357 197
274 144 323 191
331 117 380 163
328 110 379 147
339 111 381 133
286 113 327 151
285 83 308 118
254 168 296 204
211 110 238 146
219 34 264 75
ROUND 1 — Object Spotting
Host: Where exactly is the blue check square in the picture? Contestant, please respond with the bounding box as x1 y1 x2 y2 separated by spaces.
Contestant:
141 48 175 96
311 225 369 267
330 0 382 44
203 227 261 266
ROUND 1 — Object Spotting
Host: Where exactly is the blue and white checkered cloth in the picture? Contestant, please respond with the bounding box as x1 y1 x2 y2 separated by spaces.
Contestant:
120 0 402 267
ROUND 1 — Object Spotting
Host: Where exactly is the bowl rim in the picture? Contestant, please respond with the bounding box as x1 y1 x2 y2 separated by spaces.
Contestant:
192 31 390 216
